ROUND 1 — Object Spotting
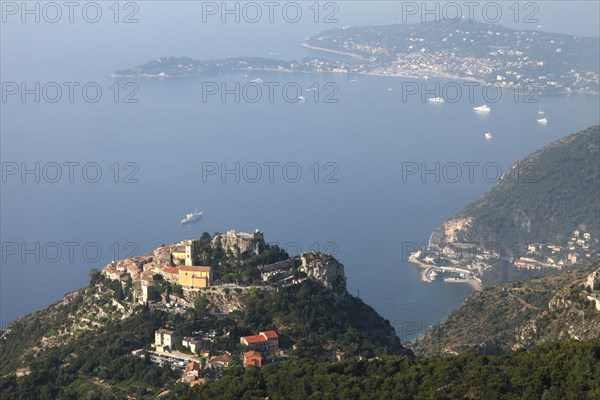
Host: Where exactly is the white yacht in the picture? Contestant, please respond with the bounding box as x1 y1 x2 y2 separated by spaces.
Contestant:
428 97 445 103
537 117 548 124
297 96 306 102
181 209 202 224
473 104 491 112
250 78 263 84
484 132 493 140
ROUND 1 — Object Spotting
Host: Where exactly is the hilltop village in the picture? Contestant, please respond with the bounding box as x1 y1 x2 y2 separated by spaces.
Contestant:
100 230 350 387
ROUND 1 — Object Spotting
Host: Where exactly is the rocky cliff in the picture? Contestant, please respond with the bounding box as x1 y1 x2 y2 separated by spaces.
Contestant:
411 262 600 356
299 252 347 291
211 229 265 257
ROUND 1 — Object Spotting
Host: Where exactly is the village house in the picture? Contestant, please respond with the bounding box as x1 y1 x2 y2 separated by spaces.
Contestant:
182 337 201 354
336 351 346 361
171 240 195 266
188 340 201 354
181 361 201 384
527 244 540 253
568 253 579 264
240 330 279 352
171 244 187 263
162 267 180 283
104 266 127 281
547 245 562 253
243 351 262 368
15 367 31 378
209 353 232 369
140 280 155 303
514 258 539 269
154 329 176 353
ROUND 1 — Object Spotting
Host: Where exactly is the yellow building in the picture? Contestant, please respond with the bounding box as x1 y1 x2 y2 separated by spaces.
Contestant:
172 245 186 262
172 241 194 266
178 265 213 288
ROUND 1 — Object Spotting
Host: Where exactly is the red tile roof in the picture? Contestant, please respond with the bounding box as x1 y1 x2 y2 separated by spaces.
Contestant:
210 354 232 363
260 330 278 339
241 334 267 344
185 361 200 372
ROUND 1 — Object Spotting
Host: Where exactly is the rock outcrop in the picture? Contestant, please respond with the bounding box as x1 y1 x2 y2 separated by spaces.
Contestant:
299 252 346 291
211 229 265 258
428 217 473 249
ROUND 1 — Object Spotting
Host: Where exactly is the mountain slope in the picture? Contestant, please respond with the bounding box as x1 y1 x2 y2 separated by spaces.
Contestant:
413 125 600 285
0 233 408 399
412 261 600 356
442 125 600 248
179 339 600 399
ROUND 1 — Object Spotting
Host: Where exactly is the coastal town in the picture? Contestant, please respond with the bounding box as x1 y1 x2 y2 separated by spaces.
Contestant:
115 21 599 95
409 228 599 287
304 20 599 94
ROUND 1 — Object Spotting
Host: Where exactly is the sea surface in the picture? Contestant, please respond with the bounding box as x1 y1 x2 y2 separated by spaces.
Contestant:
2 5 599 342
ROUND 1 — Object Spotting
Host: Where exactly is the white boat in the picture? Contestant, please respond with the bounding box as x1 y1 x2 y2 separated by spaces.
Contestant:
537 117 548 124
349 79 357 83
181 209 202 224
428 97 445 103
297 96 306 102
473 104 491 113
306 87 318 92
250 78 263 84
387 88 393 91
484 132 493 140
